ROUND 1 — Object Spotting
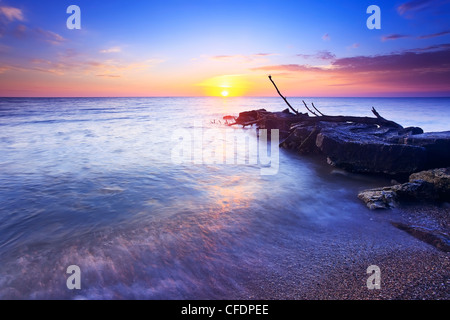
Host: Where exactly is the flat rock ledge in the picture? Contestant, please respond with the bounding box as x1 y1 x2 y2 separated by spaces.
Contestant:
230 108 450 176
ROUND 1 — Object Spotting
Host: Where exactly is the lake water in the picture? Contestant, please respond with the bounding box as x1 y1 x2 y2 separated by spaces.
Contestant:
0 97 449 299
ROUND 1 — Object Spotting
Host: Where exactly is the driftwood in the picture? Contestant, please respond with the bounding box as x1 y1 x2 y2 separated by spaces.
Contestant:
228 76 402 129
268 75 300 115
230 108 402 129
291 112 402 128
271 76 402 128
223 76 450 176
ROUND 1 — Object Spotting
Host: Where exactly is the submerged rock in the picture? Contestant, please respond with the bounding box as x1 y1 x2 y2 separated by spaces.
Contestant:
391 222 450 252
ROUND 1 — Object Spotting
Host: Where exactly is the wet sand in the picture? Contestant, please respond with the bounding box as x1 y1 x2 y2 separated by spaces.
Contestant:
242 203 450 300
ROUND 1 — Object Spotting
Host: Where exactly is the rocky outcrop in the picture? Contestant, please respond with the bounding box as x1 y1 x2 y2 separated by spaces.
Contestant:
316 124 427 175
358 168 450 209
281 121 434 175
409 168 450 199
402 132 450 169
230 108 450 175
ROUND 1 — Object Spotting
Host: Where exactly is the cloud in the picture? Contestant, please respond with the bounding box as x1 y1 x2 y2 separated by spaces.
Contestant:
0 6 24 22
35 28 66 45
13 24 26 38
381 34 410 41
409 43 450 52
322 33 331 41
397 0 450 16
96 74 121 78
382 30 450 42
250 45 450 93
316 51 336 60
206 53 277 63
348 43 360 49
26 56 164 77
297 50 336 60
332 48 450 72
100 47 122 54
253 53 275 57
0 5 24 37
418 30 450 39
210 55 237 61
251 64 324 72
0 6 67 46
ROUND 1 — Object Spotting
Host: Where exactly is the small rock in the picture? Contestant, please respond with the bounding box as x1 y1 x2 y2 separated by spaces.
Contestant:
358 188 397 209
409 168 450 200
358 168 450 209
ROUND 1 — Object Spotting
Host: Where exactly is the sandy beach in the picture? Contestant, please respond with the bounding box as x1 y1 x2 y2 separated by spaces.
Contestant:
243 203 449 300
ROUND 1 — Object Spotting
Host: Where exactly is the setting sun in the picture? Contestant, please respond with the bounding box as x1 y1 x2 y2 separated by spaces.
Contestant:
196 75 252 97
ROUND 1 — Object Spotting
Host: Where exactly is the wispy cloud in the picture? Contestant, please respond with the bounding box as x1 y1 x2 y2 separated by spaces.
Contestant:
35 28 66 45
322 33 331 41
0 5 25 37
0 6 24 22
418 30 450 39
13 24 26 38
297 50 336 61
27 56 164 77
253 53 275 57
397 0 450 16
251 64 324 72
348 43 360 49
96 74 121 78
250 45 450 93
409 43 450 52
381 34 410 41
206 53 277 63
382 30 450 41
0 6 66 45
100 46 122 54
332 48 450 73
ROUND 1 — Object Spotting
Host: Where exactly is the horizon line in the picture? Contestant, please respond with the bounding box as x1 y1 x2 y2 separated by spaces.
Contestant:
1 95 450 99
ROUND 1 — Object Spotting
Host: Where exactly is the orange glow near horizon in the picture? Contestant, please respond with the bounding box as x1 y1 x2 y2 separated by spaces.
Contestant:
2 65 448 98
196 75 253 97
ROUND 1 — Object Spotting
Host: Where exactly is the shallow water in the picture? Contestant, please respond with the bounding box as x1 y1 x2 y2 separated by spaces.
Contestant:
0 97 448 299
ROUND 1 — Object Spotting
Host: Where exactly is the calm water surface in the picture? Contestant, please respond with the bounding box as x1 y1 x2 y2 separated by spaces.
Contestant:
0 97 448 299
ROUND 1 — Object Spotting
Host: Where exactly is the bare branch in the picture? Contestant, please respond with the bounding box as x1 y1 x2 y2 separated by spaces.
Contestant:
312 103 326 116
268 75 299 115
302 100 319 117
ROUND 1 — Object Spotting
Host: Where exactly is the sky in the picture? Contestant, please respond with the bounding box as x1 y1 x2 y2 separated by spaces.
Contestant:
0 0 449 97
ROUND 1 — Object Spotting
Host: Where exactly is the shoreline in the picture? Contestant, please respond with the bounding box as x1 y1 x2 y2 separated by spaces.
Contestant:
242 202 449 300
